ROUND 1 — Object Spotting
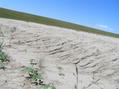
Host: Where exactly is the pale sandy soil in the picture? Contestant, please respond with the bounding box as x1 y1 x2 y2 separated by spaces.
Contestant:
0 18 119 89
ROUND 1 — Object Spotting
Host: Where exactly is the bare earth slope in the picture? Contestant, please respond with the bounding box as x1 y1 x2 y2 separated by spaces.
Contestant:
0 18 119 89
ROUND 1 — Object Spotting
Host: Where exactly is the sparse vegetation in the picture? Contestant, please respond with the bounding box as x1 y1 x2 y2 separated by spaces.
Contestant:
22 67 43 80
22 59 56 89
0 61 6 70
0 40 9 70
0 51 8 62
39 83 56 89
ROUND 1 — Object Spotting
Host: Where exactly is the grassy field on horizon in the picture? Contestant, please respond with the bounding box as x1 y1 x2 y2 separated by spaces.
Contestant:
0 8 119 38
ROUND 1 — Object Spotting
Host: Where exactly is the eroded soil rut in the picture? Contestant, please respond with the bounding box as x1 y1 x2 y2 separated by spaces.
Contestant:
0 18 119 89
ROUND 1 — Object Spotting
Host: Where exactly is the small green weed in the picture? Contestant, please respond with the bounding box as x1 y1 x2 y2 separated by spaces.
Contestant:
22 59 56 89
0 40 9 70
40 83 56 89
22 67 43 80
0 61 7 70
0 51 8 62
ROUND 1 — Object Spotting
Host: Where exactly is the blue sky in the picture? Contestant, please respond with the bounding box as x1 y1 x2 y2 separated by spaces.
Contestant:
0 0 119 34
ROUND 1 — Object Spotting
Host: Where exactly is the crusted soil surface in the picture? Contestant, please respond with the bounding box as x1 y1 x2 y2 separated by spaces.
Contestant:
0 18 119 89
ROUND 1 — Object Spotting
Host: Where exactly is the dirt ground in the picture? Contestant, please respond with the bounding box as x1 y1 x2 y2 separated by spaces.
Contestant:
0 18 119 89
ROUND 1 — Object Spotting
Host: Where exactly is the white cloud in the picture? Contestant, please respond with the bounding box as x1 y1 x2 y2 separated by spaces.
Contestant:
88 24 117 33
95 24 112 30
94 24 117 33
